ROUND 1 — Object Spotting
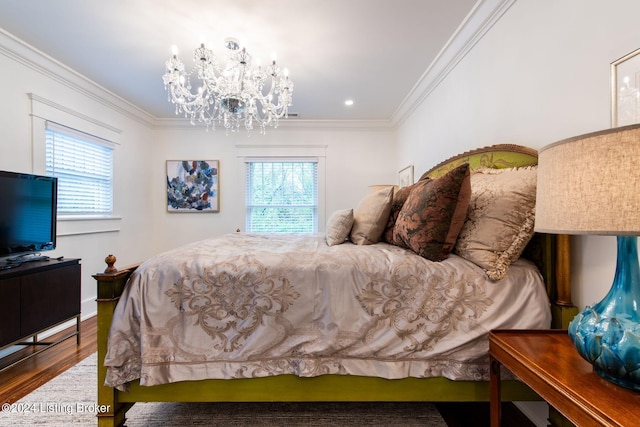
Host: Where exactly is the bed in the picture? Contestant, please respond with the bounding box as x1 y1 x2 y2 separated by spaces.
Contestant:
93 144 578 427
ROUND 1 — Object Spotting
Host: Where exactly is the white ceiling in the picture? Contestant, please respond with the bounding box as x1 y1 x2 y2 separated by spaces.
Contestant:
0 0 479 123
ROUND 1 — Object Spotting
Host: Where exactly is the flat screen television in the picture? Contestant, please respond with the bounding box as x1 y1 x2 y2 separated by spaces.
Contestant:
0 170 57 263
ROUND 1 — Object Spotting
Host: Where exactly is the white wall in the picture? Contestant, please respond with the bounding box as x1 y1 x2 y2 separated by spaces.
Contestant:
395 3 640 423
0 31 397 320
397 0 640 311
0 32 157 319
147 125 397 253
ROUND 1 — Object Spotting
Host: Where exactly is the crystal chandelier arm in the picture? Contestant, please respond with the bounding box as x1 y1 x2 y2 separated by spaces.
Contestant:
163 47 219 122
163 39 293 133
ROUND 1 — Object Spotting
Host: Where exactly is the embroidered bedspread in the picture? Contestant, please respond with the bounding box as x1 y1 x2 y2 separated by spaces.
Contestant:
104 233 551 390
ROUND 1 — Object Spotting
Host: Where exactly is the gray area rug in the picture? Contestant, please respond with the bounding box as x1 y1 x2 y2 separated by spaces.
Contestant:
2 353 447 426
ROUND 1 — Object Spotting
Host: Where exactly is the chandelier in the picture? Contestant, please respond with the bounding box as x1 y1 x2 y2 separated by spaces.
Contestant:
162 37 294 134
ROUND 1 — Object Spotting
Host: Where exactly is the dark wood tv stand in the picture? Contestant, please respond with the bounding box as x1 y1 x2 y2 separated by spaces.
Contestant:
0 258 81 370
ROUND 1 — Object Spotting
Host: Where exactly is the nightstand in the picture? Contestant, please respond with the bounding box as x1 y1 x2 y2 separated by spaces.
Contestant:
489 330 640 427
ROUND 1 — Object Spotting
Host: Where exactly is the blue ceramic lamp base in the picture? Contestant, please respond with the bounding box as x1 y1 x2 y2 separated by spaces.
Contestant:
568 236 640 391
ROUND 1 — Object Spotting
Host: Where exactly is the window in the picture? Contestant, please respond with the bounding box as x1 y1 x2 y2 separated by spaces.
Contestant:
45 122 114 216
245 160 318 233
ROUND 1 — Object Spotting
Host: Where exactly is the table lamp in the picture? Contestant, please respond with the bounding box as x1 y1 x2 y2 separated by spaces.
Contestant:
535 123 640 390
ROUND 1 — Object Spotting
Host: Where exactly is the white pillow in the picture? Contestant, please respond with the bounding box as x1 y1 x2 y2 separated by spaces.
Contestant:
325 209 354 246
350 187 394 245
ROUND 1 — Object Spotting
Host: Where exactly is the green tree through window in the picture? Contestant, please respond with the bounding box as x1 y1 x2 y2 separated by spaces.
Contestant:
246 160 318 232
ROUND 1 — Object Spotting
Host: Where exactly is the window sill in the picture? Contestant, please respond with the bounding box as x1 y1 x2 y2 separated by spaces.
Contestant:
57 215 122 236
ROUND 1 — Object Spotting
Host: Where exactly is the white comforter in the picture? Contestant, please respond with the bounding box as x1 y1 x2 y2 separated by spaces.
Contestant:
104 233 551 390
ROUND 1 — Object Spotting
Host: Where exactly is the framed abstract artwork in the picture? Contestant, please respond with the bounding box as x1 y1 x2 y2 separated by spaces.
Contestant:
166 160 219 212
611 47 640 126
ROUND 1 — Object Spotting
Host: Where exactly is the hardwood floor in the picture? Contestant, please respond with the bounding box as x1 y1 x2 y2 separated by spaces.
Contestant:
0 316 535 426
0 315 96 404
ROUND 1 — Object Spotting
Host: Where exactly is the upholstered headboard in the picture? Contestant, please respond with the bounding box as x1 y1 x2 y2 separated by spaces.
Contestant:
420 144 538 179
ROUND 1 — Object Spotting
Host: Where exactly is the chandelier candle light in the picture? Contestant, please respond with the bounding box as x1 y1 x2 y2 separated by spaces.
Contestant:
535 124 640 390
163 37 293 134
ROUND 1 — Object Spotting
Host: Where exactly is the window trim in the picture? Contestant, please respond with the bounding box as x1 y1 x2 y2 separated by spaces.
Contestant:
237 145 327 233
29 94 122 236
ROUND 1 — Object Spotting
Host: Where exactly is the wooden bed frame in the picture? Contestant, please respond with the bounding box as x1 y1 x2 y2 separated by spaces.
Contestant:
93 144 578 427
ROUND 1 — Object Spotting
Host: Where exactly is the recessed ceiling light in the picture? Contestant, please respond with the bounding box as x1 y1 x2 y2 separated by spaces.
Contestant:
344 99 354 106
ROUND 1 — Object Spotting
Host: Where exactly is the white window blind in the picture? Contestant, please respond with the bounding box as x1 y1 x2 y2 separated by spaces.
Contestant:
245 160 318 233
45 122 114 216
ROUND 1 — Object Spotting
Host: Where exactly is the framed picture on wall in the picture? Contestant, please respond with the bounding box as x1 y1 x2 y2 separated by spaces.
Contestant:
398 164 414 188
166 160 219 212
611 47 640 126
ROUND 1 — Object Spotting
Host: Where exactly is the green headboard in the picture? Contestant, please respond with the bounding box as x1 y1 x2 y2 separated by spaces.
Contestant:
421 144 538 179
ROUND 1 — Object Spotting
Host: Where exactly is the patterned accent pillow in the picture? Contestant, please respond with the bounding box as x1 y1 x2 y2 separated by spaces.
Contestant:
381 183 417 244
325 209 354 246
350 186 394 245
393 163 471 261
454 166 537 281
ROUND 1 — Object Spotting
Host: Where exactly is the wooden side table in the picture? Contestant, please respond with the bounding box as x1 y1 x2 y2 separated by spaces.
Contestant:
489 330 640 427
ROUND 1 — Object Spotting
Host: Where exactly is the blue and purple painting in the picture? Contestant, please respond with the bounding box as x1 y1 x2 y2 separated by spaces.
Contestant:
167 160 219 212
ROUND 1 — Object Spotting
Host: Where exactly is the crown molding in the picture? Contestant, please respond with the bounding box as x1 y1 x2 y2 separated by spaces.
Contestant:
1 1 515 133
154 117 395 132
390 0 517 127
0 28 156 128
0 27 395 133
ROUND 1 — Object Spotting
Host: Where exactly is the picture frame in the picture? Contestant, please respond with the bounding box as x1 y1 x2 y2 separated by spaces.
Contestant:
166 160 219 212
611 47 640 127
398 164 414 188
